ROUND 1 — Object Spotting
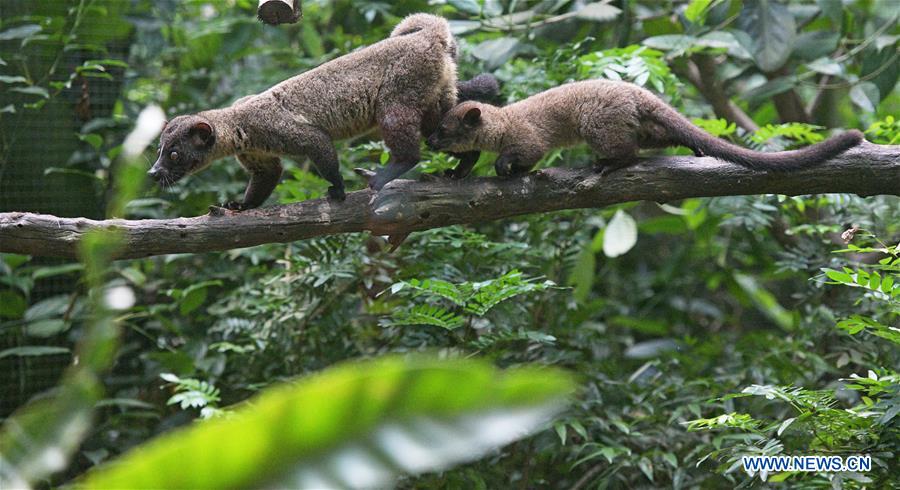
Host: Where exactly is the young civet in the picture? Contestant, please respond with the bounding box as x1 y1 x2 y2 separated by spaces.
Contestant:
427 80 864 178
148 14 494 210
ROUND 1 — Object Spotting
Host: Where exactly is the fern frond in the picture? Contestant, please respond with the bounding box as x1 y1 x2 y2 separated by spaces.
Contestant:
466 270 557 316
381 304 465 330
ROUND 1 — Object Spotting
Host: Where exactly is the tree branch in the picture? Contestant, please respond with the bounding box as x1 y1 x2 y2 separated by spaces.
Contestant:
257 0 301 25
1 142 897 260
767 68 811 123
684 55 760 133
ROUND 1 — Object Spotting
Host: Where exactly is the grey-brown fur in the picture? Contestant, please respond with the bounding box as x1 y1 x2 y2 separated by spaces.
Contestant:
427 80 864 177
150 14 462 210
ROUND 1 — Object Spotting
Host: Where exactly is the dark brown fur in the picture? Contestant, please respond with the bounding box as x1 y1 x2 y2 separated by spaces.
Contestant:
428 80 864 177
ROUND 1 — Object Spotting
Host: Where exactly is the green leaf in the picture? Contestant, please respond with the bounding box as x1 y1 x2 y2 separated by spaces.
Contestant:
448 0 482 15
816 0 843 25
466 271 556 316
383 304 465 330
0 346 70 359
0 24 42 41
119 267 146 286
685 0 716 25
752 123 824 145
793 31 840 62
837 316 900 345
179 288 207 315
684 412 761 431
25 319 70 338
175 280 221 315
824 269 853 284
806 57 843 76
24 295 71 321
569 244 596 302
638 457 654 482
32 263 84 280
85 58 129 69
737 0 796 72
697 31 752 59
394 278 466 306
861 44 900 100
849 82 880 113
554 422 567 445
743 77 795 102
642 35 697 56
777 417 796 436
733 273 794 331
80 356 575 489
0 75 28 84
692 118 737 137
472 37 521 70
575 2 622 23
79 133 103 150
602 210 637 258
0 290 27 319
10 86 50 98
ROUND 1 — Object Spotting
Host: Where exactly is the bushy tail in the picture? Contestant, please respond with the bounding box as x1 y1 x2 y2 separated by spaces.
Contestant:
457 74 501 103
649 102 863 170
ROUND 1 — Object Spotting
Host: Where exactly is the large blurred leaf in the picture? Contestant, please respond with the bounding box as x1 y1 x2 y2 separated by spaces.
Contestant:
737 0 796 72
0 374 99 488
80 356 575 489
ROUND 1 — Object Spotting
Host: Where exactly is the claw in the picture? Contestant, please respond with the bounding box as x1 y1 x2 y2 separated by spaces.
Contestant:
494 160 512 177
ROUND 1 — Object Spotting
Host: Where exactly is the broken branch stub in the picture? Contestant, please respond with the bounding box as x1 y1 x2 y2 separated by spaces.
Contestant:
257 0 302 25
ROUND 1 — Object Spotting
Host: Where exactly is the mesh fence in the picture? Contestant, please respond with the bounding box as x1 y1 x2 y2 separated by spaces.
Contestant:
1 1 133 417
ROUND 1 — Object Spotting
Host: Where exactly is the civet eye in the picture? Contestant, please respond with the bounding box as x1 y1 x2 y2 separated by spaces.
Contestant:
169 151 179 160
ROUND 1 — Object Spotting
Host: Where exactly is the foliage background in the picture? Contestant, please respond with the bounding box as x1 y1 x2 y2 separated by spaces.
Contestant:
1 0 898 487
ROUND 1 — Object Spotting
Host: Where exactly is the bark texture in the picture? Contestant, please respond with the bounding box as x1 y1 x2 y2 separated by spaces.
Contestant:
257 0 301 25
1 142 897 260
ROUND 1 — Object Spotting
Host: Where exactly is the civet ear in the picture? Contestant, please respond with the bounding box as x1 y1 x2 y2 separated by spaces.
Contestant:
189 121 215 148
462 107 482 127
